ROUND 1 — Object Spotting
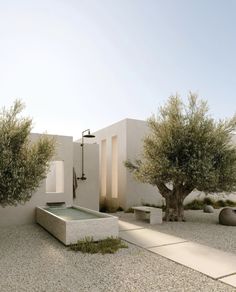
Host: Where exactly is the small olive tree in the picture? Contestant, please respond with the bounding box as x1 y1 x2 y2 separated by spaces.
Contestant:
0 100 55 207
125 93 236 221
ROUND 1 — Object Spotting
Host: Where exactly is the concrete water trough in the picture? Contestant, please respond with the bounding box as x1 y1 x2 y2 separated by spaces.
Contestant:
36 205 119 245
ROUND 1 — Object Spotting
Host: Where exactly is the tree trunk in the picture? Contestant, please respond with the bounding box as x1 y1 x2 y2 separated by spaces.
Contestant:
163 188 185 222
156 181 193 222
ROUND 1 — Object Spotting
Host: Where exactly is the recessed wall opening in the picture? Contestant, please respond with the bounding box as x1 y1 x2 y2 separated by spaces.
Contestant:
46 161 64 193
101 139 107 197
111 136 118 198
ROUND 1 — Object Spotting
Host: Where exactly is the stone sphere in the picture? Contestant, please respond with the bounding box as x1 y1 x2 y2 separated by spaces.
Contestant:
203 205 214 213
219 208 236 226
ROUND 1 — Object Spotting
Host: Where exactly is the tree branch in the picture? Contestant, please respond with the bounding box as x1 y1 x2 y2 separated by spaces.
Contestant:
155 181 172 198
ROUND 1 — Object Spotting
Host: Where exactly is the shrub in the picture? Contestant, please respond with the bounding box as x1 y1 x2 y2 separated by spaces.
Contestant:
184 198 236 210
70 237 128 254
225 199 236 207
184 199 204 210
116 206 124 211
215 200 227 208
203 197 215 206
124 208 134 213
99 200 123 213
99 201 109 213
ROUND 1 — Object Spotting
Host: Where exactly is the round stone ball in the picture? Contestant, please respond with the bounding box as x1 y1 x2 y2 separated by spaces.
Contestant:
203 205 214 213
219 208 236 226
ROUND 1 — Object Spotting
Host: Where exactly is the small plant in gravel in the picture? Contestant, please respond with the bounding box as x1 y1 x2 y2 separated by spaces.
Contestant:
124 208 134 213
70 237 128 254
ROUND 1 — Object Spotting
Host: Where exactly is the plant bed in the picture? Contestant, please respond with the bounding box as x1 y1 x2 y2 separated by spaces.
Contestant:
70 237 128 254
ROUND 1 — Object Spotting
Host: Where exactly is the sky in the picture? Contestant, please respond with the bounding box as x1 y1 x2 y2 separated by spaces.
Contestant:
0 0 235 140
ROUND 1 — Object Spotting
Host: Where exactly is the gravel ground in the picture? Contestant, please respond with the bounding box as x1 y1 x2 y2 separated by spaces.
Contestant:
117 209 236 253
0 223 235 292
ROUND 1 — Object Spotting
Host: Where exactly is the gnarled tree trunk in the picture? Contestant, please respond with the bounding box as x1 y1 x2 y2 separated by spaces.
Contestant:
163 189 185 221
156 181 193 222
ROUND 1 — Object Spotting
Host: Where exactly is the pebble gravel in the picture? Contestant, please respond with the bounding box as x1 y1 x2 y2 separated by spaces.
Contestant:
118 209 236 253
0 221 235 292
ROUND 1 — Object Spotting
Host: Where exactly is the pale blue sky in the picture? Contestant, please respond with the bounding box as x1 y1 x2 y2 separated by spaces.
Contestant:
0 0 235 139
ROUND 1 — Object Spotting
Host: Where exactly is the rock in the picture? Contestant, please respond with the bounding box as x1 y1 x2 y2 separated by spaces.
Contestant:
203 205 214 213
219 208 236 226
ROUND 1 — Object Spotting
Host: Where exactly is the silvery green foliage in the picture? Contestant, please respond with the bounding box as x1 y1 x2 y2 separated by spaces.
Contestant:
0 100 55 207
125 93 236 221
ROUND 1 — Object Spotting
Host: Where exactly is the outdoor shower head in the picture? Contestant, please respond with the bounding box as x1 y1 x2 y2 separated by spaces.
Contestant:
83 133 95 138
83 130 95 138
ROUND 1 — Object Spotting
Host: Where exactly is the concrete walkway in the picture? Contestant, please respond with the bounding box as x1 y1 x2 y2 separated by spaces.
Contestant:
119 220 236 288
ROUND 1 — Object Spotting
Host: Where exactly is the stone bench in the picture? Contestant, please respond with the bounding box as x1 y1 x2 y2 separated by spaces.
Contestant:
132 206 162 224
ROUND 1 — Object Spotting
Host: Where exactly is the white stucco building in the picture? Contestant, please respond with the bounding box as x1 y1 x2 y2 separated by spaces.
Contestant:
89 118 163 210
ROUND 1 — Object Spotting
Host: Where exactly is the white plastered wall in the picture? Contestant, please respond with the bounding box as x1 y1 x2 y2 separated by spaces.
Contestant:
90 119 128 208
73 142 99 211
89 118 162 209
126 119 163 207
0 133 73 226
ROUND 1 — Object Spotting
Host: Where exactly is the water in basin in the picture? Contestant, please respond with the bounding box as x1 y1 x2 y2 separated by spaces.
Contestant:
45 207 100 221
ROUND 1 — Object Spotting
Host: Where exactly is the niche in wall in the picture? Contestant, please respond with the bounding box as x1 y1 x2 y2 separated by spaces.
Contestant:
101 139 107 197
111 135 118 198
46 161 64 193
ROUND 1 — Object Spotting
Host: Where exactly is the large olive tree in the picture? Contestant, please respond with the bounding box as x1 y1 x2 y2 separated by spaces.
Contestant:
125 93 236 221
0 100 55 207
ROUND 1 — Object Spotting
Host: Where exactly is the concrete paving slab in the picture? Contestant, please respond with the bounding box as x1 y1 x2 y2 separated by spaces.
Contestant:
119 220 144 231
119 228 186 248
148 242 236 279
220 274 236 288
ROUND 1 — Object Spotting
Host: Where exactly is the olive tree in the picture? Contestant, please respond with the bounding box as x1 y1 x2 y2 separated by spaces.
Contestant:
125 93 236 221
0 100 55 207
